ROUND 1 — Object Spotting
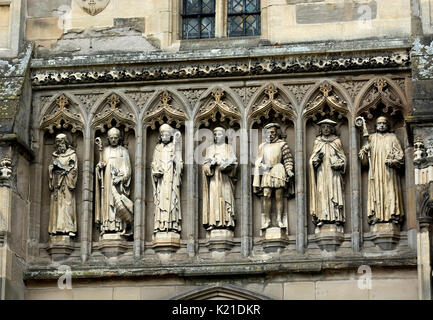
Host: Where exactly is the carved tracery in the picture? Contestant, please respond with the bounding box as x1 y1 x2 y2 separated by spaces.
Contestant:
303 82 348 121
248 84 295 125
357 78 406 119
143 91 188 130
40 95 84 133
196 89 241 127
92 93 135 132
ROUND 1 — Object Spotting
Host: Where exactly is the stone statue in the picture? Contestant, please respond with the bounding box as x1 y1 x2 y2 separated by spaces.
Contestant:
358 116 404 225
309 119 346 227
48 134 78 237
253 123 294 232
151 124 183 233
202 127 238 231
95 127 133 239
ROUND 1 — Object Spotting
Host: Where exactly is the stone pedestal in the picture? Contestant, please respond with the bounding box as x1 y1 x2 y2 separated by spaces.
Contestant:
262 227 288 253
47 235 74 261
370 222 400 250
152 232 180 253
94 233 129 257
315 224 344 252
207 229 234 252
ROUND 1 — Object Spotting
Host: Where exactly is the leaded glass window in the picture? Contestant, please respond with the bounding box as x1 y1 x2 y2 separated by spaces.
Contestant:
182 0 215 39
228 0 261 37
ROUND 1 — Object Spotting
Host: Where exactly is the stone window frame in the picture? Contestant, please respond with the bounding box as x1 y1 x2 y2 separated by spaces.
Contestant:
420 0 433 35
180 0 261 39
0 0 22 57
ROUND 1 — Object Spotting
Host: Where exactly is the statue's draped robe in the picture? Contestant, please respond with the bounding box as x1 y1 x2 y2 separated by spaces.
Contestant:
360 132 404 224
152 141 183 233
309 135 346 224
49 148 78 235
95 145 133 235
253 139 294 192
202 144 238 230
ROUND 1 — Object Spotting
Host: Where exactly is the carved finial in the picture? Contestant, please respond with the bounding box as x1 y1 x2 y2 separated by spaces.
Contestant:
264 84 278 100
320 83 332 97
107 94 120 110
374 78 387 93
56 95 69 110
212 89 224 103
0 157 13 187
160 91 172 107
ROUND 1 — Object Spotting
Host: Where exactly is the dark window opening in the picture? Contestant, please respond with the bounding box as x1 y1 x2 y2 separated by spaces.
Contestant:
228 0 261 37
182 0 215 39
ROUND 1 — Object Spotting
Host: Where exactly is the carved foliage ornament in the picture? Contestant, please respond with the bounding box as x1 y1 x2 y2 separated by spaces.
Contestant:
31 51 410 86
144 91 187 130
303 82 348 121
249 84 295 124
75 0 110 16
358 78 404 119
40 95 84 134
92 93 135 132
196 89 240 127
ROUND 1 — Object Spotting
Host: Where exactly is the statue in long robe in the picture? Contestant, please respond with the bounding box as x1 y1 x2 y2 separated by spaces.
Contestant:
202 127 238 231
48 134 78 237
309 119 346 226
151 124 183 233
95 127 133 237
359 116 404 224
253 123 294 231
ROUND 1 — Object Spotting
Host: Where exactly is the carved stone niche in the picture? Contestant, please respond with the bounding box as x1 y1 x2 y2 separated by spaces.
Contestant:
304 82 350 252
40 94 85 261
249 84 296 253
196 89 242 253
144 91 188 254
356 78 409 251
91 93 136 258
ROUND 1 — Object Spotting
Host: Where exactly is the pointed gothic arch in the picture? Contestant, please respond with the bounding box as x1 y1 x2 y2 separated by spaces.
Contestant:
247 83 297 127
141 89 189 129
39 93 85 134
170 285 271 300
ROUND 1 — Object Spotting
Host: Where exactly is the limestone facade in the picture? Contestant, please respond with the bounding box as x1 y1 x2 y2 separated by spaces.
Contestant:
0 0 431 300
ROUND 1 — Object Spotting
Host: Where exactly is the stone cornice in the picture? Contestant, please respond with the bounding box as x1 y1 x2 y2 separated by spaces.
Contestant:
31 49 410 87
24 254 416 281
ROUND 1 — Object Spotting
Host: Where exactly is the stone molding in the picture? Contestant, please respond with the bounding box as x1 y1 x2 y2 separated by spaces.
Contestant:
31 51 410 87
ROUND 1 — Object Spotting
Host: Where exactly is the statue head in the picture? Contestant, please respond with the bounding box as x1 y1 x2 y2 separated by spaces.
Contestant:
213 127 226 145
55 133 69 154
107 127 121 147
264 123 281 143
376 116 389 133
318 119 337 137
159 123 174 144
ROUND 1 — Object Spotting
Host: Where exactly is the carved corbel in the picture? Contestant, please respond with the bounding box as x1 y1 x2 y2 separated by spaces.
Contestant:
74 0 110 16
248 84 295 125
143 91 188 130
0 158 13 188
303 82 348 121
92 93 135 132
40 95 84 134
196 89 241 127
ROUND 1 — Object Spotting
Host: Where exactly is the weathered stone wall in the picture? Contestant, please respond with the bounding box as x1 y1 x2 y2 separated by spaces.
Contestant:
0 0 428 301
19 0 413 54
24 267 418 300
